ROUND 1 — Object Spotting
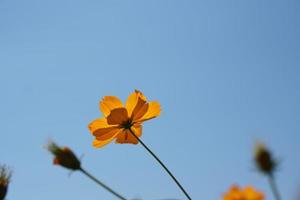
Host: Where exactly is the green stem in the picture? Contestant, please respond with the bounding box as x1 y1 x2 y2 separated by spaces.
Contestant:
129 128 192 200
79 167 127 200
268 174 281 200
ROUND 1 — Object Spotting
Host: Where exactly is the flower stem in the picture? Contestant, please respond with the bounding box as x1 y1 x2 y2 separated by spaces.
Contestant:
79 167 127 200
268 174 281 200
129 128 192 200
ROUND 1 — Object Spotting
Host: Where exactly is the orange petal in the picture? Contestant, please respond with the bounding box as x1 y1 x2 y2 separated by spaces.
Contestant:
132 103 149 121
92 129 121 148
131 123 142 137
244 186 264 200
126 90 147 118
229 185 240 193
115 126 142 144
93 138 115 148
88 118 115 133
136 101 161 122
107 108 128 125
93 127 120 139
223 185 240 200
100 96 123 117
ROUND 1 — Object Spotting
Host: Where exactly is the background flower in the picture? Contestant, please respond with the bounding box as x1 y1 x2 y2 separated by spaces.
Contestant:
254 143 277 175
223 185 264 200
0 165 11 200
46 141 81 171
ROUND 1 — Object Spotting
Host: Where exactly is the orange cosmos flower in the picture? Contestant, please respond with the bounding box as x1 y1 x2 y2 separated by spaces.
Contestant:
223 185 265 200
88 90 161 148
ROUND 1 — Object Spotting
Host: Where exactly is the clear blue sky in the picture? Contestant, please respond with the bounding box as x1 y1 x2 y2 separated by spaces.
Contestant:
0 0 300 199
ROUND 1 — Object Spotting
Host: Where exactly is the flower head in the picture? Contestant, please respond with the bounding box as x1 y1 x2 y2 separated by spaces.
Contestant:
88 90 161 148
223 185 264 200
254 142 277 175
0 165 11 200
46 141 81 170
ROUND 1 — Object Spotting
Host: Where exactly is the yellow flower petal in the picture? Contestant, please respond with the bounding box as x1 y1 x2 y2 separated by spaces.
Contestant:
88 118 115 133
115 129 138 144
106 108 128 125
99 96 123 117
136 101 161 122
93 127 120 139
92 129 121 148
93 137 116 148
126 90 147 118
244 187 264 200
131 123 142 137
131 103 148 121
95 128 121 140
223 185 264 200
115 124 142 144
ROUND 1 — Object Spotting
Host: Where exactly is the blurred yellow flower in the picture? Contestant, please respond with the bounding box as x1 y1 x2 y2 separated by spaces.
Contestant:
223 185 264 200
88 90 161 148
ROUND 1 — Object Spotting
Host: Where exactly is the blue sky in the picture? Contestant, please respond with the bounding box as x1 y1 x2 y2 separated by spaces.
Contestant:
0 0 300 199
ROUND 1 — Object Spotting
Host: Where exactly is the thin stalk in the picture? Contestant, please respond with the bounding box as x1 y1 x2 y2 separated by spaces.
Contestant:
129 128 192 200
268 174 281 200
79 167 127 200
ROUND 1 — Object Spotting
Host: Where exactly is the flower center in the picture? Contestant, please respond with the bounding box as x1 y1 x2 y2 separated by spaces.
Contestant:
121 120 133 129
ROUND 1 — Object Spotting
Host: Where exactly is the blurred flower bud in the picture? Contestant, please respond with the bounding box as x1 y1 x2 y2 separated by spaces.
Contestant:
46 141 81 171
254 142 277 175
0 165 11 200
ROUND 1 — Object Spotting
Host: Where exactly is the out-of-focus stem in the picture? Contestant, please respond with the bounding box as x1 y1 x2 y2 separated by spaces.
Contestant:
79 167 127 200
268 174 281 200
